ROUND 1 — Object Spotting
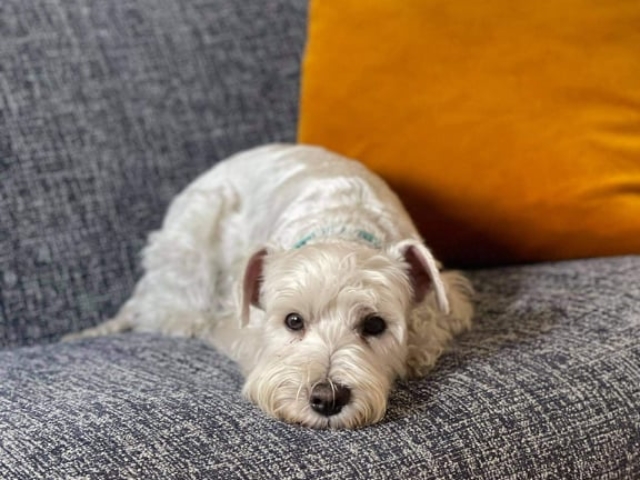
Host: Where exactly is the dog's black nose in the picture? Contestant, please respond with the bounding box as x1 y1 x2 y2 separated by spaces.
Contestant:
309 382 351 416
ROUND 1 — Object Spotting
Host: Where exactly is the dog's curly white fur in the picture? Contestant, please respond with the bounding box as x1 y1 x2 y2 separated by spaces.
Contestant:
68 144 473 429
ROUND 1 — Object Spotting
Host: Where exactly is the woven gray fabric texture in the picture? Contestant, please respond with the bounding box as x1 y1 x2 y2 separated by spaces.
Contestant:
1 256 639 479
0 0 307 347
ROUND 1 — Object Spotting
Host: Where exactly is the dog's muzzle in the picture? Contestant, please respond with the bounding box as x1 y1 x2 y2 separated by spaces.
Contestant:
309 382 351 417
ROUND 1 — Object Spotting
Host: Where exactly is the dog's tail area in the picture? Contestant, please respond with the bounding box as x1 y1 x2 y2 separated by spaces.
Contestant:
61 315 134 342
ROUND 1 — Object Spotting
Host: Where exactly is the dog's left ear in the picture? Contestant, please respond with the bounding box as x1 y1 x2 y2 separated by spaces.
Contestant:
240 248 268 327
393 240 449 314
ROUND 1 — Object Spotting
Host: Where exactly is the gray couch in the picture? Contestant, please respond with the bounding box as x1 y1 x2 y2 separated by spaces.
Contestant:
1 1 638 478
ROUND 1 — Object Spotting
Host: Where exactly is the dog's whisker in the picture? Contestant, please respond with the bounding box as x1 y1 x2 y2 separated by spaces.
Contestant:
328 378 337 399
296 380 306 403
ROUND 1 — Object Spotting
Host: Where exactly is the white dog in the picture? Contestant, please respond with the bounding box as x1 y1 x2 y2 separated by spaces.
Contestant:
68 144 473 429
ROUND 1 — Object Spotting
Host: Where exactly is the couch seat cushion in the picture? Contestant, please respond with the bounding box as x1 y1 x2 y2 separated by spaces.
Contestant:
1 256 639 479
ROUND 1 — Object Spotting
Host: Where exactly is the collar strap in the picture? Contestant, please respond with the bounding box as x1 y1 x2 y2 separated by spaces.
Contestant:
293 227 382 249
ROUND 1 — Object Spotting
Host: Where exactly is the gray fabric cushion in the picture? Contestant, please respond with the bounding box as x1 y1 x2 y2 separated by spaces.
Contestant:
0 0 307 347
1 256 639 479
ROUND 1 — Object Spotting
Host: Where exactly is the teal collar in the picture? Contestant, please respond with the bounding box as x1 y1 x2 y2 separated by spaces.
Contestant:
293 227 382 249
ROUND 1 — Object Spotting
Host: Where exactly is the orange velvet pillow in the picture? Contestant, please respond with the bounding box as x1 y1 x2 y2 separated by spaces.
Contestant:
298 0 640 267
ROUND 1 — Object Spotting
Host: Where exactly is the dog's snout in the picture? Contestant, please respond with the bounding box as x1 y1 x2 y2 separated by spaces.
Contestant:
309 382 351 417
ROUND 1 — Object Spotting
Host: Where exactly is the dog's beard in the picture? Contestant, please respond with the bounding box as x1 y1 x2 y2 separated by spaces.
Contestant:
242 343 398 429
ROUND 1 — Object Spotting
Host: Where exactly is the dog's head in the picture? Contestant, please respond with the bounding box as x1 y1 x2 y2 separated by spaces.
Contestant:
238 240 449 429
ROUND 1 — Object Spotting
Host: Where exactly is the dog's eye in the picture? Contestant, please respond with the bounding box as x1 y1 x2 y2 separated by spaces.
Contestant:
360 315 387 337
284 313 305 331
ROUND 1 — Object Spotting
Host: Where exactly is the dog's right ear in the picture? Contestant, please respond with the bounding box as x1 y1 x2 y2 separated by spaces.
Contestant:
240 248 268 327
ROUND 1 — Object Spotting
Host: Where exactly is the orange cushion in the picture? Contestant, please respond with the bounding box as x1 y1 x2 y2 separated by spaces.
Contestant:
298 0 640 267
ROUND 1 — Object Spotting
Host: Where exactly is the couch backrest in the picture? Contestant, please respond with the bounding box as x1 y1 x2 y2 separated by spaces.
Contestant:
0 0 308 348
